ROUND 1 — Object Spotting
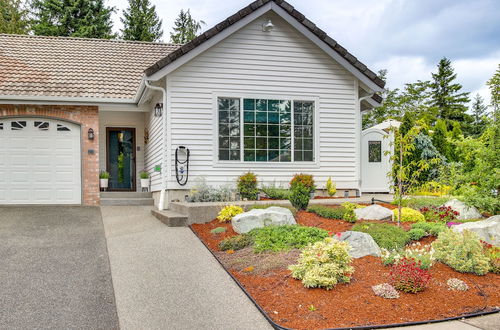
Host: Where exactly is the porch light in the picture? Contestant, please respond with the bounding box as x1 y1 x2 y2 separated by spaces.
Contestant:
88 128 95 140
154 103 163 117
262 20 274 32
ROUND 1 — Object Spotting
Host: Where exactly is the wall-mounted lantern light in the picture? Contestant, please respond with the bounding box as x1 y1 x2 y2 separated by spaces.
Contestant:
262 19 275 32
154 103 163 117
88 128 95 140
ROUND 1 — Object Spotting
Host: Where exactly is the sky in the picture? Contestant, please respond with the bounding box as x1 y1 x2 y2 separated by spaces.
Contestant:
108 0 500 106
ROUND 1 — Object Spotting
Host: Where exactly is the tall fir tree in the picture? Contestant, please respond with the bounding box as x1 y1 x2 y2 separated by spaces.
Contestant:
430 57 470 125
120 0 162 42
469 93 488 137
170 9 205 44
32 0 116 39
486 64 500 121
0 0 30 34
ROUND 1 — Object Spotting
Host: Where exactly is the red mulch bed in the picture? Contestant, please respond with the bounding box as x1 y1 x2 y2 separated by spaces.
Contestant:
261 196 359 201
191 211 500 330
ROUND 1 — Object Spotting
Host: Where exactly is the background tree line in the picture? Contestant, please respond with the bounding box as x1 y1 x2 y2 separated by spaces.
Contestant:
0 0 204 43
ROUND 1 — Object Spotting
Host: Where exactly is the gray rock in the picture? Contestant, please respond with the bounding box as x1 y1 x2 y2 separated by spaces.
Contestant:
354 204 393 220
339 231 381 258
452 215 500 246
442 199 482 220
231 206 296 234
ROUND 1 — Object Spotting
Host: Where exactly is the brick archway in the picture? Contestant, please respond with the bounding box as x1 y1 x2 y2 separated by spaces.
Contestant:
0 104 100 205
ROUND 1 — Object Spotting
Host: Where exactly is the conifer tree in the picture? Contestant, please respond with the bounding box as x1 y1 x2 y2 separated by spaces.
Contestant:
432 119 452 162
121 0 162 42
469 94 488 137
170 9 205 44
0 0 30 34
430 57 470 124
32 0 116 39
486 64 500 121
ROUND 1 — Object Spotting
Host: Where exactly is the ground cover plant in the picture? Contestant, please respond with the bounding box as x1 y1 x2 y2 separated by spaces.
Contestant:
247 225 328 253
307 205 346 220
397 196 451 209
432 229 491 275
352 223 410 250
289 237 354 289
410 222 447 237
219 234 254 251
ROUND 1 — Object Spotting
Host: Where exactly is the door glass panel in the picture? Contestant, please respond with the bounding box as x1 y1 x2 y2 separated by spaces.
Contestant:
108 130 134 190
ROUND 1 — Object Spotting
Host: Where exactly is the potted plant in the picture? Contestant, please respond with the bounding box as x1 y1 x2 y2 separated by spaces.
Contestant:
140 171 150 191
100 171 110 191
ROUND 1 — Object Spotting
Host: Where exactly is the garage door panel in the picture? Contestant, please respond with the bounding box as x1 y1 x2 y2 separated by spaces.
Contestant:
0 118 81 204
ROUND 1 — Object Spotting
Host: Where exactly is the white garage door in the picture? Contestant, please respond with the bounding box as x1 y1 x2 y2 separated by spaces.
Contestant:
0 118 81 204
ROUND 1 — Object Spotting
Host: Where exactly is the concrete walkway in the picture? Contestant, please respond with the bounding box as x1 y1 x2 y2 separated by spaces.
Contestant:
101 206 272 330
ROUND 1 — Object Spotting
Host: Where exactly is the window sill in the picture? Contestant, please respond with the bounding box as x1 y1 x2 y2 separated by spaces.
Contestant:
213 161 320 169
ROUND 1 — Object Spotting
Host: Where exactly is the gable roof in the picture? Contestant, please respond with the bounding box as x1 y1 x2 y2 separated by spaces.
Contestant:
145 0 385 92
0 34 180 102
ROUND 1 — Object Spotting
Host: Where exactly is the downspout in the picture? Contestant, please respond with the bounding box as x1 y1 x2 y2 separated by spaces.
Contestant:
357 92 375 198
144 79 168 210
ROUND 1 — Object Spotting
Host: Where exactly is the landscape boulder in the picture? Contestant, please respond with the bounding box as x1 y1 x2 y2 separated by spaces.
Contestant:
452 215 500 246
231 206 296 234
354 204 393 221
442 199 482 220
338 231 381 258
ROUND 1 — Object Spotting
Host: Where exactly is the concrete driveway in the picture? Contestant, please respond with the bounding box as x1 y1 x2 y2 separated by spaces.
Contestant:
0 206 119 330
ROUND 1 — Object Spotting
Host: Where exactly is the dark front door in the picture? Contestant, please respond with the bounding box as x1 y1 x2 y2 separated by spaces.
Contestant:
106 127 136 191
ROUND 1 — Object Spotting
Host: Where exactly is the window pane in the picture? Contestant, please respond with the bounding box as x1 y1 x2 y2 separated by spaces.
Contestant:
244 124 255 136
244 111 254 123
256 124 267 137
244 149 255 161
218 97 240 161
244 99 255 110
268 150 279 162
244 137 255 149
293 101 314 162
268 112 279 124
256 137 267 149
256 99 267 111
369 141 382 162
268 100 279 112
256 149 267 161
256 111 267 123
269 138 279 149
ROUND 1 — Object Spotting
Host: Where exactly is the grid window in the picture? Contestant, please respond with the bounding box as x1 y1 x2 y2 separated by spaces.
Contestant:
218 97 314 162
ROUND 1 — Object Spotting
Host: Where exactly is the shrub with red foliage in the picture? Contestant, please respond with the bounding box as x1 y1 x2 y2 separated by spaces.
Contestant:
389 257 432 293
420 206 459 223
290 174 316 193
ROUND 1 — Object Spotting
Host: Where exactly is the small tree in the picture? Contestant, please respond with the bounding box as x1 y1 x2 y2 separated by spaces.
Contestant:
0 0 30 34
486 64 499 121
387 121 440 226
170 9 205 44
120 0 163 42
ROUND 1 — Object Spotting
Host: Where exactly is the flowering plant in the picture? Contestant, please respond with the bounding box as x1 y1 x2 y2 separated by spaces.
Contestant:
420 206 459 223
381 243 435 270
389 257 431 293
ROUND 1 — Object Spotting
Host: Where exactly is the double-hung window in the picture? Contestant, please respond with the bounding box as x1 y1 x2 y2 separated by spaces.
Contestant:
218 97 314 162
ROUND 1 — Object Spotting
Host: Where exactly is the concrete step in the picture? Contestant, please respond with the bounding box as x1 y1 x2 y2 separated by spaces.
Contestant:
101 192 152 198
101 198 154 206
151 209 188 227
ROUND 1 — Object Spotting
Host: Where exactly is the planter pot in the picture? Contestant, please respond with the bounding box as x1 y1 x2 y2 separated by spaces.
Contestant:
140 178 150 191
100 178 109 190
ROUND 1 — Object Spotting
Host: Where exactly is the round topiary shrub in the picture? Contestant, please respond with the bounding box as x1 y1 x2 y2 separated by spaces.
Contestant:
237 172 259 200
393 207 426 222
290 173 315 194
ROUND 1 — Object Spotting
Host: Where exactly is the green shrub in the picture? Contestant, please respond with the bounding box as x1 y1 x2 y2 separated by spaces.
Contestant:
484 246 500 274
326 177 336 196
411 222 447 236
393 207 426 222
408 228 426 241
210 227 227 234
289 183 311 210
352 223 410 250
341 202 359 223
289 237 354 290
218 234 254 251
432 229 491 275
237 172 259 200
290 174 315 194
261 185 290 200
247 225 328 253
99 171 110 179
247 204 297 216
307 205 346 219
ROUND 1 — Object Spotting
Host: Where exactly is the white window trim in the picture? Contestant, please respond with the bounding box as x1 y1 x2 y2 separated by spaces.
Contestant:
212 92 320 168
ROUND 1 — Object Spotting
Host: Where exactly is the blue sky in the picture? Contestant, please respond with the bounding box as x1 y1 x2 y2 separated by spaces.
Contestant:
109 0 500 105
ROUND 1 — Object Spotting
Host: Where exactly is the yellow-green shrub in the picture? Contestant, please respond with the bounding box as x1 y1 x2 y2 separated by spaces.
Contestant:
288 237 354 290
413 181 452 197
341 202 361 223
217 205 244 222
393 207 425 222
326 177 336 196
432 229 491 275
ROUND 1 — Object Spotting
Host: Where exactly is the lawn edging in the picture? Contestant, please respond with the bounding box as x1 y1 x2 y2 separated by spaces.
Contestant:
189 225 499 330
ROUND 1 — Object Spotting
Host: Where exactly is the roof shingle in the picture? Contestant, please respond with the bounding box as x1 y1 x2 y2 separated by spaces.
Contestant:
0 34 180 100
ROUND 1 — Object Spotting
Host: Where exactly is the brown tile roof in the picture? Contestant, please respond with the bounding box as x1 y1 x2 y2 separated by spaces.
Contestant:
145 0 386 90
0 34 180 101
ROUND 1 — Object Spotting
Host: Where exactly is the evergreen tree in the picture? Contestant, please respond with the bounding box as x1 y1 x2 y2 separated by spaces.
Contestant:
469 94 488 136
0 0 30 34
430 57 471 125
170 9 205 44
432 119 452 161
120 0 162 42
32 0 116 39
486 64 500 121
